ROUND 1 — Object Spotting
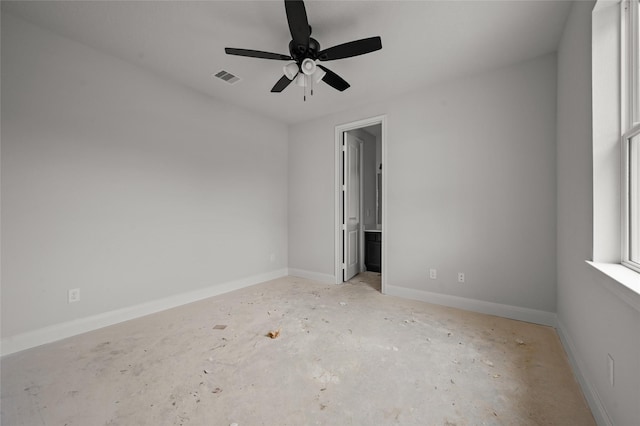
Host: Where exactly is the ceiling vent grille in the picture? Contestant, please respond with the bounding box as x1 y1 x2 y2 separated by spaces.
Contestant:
214 70 241 85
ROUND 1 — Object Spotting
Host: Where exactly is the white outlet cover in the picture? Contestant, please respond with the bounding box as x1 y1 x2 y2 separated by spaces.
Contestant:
68 288 80 303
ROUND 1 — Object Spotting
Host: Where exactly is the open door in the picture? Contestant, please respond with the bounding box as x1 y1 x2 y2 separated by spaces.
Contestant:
344 132 361 281
335 115 386 291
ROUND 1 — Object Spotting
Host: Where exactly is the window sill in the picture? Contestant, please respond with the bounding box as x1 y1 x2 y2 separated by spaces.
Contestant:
586 261 640 312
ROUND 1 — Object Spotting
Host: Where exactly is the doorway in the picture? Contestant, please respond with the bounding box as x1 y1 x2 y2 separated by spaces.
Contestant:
334 116 386 292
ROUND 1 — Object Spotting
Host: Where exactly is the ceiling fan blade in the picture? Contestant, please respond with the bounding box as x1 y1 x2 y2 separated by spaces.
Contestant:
317 65 350 92
225 48 292 61
284 0 310 54
317 36 382 61
271 75 294 92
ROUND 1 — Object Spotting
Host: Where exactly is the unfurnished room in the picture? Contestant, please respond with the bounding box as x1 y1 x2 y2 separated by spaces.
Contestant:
1 1 639 425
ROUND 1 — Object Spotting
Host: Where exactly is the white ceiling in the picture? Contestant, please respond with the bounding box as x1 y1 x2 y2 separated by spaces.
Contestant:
2 0 572 125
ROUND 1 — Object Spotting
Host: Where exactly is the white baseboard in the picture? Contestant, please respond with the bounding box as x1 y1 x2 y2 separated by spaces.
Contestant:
1 269 288 357
287 268 336 284
385 284 557 327
557 320 612 426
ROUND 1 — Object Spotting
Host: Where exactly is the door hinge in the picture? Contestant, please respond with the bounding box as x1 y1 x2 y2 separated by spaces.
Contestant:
342 263 346 270
342 145 346 152
342 184 346 191
342 224 346 230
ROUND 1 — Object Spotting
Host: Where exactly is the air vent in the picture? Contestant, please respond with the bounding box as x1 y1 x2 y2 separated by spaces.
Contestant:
213 70 241 85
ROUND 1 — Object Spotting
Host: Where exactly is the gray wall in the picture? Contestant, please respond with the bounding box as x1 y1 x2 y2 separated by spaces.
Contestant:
1 14 288 339
556 2 640 425
289 53 558 314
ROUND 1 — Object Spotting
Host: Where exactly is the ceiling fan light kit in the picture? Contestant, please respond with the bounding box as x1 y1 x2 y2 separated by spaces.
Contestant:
301 58 316 75
283 62 299 80
312 67 326 84
295 73 306 87
224 0 382 100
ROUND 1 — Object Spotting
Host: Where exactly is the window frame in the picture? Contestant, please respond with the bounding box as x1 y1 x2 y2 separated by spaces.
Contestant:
621 0 640 273
622 127 640 272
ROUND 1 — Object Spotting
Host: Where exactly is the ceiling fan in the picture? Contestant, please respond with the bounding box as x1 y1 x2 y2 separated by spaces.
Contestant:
225 0 382 96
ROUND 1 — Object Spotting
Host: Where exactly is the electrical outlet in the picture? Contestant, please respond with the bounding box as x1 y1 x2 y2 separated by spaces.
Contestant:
457 272 465 283
608 353 614 387
68 288 80 303
429 268 437 279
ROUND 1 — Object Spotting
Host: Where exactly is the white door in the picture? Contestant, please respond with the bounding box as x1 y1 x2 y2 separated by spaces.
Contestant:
344 132 361 281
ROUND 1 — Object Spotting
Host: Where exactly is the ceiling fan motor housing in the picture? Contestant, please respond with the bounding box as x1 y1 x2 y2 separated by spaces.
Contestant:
289 37 320 63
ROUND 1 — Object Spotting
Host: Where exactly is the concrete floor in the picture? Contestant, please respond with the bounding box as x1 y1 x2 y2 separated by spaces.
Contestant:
1 273 595 425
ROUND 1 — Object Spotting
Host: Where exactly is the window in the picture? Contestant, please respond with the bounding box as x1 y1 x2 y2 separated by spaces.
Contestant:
622 0 640 272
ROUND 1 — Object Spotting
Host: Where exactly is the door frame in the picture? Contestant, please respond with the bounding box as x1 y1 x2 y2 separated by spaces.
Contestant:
334 115 387 292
